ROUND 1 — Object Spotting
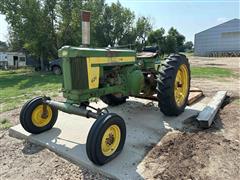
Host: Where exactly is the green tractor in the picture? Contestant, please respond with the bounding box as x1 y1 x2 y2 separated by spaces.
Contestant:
20 46 190 165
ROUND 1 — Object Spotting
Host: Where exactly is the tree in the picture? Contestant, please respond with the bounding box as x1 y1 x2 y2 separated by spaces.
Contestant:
94 1 135 47
147 28 165 53
57 0 83 47
135 16 152 45
167 27 185 52
147 27 186 55
164 35 177 54
7 29 24 51
1 0 189 67
0 41 8 51
183 41 193 52
83 0 106 47
0 0 58 70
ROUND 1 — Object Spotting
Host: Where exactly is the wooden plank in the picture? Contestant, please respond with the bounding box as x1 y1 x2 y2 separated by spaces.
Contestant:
197 91 227 128
133 87 204 105
188 91 203 105
190 87 203 92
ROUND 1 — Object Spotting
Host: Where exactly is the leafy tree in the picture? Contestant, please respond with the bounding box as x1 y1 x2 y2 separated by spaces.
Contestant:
183 41 193 52
94 1 135 47
167 27 185 52
83 0 106 47
1 0 189 69
0 0 58 70
147 28 165 53
7 29 23 51
164 35 177 54
57 0 83 47
136 16 152 45
147 27 186 55
0 41 8 51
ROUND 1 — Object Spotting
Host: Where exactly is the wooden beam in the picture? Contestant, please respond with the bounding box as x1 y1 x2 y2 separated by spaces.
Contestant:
188 91 203 105
197 91 227 128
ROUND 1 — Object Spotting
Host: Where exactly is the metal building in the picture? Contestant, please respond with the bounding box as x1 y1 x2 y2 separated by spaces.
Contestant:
194 19 240 56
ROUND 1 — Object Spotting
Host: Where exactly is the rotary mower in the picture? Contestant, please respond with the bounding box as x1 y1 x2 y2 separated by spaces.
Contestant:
20 46 190 165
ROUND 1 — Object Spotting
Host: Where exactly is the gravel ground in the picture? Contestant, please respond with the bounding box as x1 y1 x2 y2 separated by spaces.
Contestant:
140 102 240 180
0 131 109 180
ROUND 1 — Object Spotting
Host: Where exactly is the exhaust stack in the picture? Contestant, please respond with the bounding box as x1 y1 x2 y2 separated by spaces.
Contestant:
81 10 91 47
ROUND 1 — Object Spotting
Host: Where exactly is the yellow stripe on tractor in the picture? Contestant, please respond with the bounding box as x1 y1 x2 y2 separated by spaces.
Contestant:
87 57 135 89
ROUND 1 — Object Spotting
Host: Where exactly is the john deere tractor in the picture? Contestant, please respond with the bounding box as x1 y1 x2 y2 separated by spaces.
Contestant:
20 46 190 165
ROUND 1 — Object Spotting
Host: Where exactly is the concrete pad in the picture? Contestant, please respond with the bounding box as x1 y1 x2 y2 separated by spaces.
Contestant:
9 97 207 179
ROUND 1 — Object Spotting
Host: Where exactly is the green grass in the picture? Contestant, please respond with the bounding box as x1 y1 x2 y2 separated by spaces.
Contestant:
0 118 12 129
191 67 236 78
233 98 240 105
0 69 62 113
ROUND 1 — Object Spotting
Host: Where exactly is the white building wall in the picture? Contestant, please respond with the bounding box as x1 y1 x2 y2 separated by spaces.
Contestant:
194 19 240 56
0 52 26 67
0 53 7 61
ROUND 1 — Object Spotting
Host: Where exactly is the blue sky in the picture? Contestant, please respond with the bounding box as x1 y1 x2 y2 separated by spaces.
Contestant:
106 0 240 41
0 0 239 42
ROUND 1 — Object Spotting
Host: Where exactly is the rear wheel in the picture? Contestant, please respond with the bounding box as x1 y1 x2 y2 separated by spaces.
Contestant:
100 94 127 106
86 113 126 165
157 54 190 116
20 97 58 134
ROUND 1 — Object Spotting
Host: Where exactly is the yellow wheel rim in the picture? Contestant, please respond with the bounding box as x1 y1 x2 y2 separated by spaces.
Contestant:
174 64 189 107
31 105 53 127
101 125 121 156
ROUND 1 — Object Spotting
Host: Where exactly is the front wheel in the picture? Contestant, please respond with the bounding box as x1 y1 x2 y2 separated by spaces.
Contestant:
20 97 58 134
157 54 191 116
86 113 126 165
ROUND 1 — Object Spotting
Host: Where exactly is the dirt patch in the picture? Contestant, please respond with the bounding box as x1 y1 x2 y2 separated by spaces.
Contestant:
141 103 240 180
189 56 240 73
0 108 21 127
191 78 240 97
0 131 109 180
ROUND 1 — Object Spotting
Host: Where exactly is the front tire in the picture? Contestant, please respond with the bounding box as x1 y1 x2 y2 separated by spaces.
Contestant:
157 54 190 116
20 97 58 134
86 113 126 165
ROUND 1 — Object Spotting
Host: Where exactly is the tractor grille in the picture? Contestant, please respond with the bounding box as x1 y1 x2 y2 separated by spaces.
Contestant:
70 57 89 90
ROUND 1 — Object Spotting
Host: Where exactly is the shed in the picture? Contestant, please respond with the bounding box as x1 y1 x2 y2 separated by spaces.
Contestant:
0 52 26 68
194 19 240 56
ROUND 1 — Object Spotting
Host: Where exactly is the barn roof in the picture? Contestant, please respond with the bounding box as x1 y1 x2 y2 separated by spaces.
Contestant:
196 18 240 35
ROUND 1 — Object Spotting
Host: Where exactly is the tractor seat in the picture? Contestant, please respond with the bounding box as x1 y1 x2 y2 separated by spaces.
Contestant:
137 52 158 59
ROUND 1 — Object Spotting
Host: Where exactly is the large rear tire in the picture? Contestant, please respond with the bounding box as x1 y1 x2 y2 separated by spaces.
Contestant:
157 54 190 116
100 94 127 106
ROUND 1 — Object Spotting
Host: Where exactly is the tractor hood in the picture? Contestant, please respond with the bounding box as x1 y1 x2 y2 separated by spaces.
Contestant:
58 46 136 58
